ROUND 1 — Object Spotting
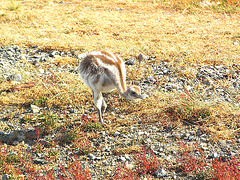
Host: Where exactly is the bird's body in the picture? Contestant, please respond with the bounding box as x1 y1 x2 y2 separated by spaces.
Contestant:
79 51 144 124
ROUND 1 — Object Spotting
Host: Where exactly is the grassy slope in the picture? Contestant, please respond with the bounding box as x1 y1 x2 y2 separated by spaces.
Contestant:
0 0 239 64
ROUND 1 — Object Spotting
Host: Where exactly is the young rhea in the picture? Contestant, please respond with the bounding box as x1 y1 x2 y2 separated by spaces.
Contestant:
79 51 145 124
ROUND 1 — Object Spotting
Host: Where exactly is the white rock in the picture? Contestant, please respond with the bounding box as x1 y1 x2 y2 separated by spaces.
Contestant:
213 152 219 158
39 69 44 74
126 163 134 169
31 104 40 113
141 94 149 99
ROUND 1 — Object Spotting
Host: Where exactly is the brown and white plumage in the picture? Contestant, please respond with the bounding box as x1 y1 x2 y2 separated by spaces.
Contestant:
78 51 144 124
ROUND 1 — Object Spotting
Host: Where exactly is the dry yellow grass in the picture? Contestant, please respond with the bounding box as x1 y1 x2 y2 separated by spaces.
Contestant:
0 0 239 65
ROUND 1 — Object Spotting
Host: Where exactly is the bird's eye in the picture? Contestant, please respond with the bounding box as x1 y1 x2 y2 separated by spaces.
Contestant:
131 91 136 95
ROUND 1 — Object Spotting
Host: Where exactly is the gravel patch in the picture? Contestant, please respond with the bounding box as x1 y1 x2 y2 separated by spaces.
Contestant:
0 45 239 179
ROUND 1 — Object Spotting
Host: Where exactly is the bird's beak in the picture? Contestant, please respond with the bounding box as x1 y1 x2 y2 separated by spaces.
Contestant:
139 94 148 99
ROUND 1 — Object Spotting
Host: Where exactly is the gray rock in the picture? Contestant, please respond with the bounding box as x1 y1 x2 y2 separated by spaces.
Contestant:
84 111 90 114
202 78 211 85
39 57 47 62
154 168 168 178
33 158 47 164
138 53 147 62
119 115 125 119
117 156 126 162
69 66 78 73
88 153 96 160
6 73 22 81
88 108 95 112
163 69 169 74
219 140 227 146
126 57 135 65
113 131 121 137
146 138 152 143
2 174 11 180
31 58 39 66
49 51 58 57
188 135 194 141
26 146 32 152
141 94 149 99
124 154 131 161
71 51 76 56
7 50 14 57
196 129 203 136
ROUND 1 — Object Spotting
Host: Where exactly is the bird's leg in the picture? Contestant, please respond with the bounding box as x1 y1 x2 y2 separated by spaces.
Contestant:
101 99 107 113
97 108 103 124
93 91 104 124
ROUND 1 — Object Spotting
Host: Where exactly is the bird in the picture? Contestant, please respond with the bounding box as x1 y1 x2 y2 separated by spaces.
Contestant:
78 50 145 124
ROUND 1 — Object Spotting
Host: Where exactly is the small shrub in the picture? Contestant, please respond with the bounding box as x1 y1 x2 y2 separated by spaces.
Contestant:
0 140 91 179
81 18 92 25
81 122 103 131
80 114 103 131
58 131 79 145
113 146 161 179
33 114 59 134
31 128 43 153
133 147 161 176
59 156 91 180
23 114 58 132
112 163 139 180
164 100 211 125
73 136 94 155
34 96 48 106
0 142 28 176
4 154 20 164
212 157 240 180
57 127 94 155
47 149 60 158
8 4 21 11
179 142 240 179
